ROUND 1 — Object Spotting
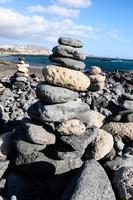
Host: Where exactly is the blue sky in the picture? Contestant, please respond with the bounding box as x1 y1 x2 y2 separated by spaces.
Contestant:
0 0 133 58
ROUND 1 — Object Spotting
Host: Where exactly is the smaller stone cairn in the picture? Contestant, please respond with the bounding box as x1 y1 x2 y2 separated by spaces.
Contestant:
16 57 29 77
88 66 106 91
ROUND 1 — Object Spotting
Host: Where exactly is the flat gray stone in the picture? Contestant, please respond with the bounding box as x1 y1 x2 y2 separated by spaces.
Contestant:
61 159 116 200
14 140 46 155
52 45 86 61
28 100 90 122
58 37 83 48
21 118 56 145
49 55 85 70
36 83 78 104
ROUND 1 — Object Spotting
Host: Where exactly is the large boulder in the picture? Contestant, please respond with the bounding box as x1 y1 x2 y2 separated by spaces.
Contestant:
36 83 78 104
113 167 133 200
61 159 116 200
28 100 90 123
52 45 85 61
42 65 90 91
49 56 85 70
102 122 133 140
58 37 83 48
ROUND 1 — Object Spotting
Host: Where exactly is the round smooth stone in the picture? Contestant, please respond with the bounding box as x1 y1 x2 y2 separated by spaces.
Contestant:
89 74 106 83
58 37 83 48
36 83 78 104
52 45 86 61
49 55 85 70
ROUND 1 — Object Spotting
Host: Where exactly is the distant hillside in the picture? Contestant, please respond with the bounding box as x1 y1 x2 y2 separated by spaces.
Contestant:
0 45 52 55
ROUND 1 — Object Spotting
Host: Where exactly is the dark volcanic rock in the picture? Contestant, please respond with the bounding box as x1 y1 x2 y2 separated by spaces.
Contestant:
61 159 116 200
58 37 83 48
113 167 133 200
52 45 85 61
58 127 98 159
49 55 85 70
36 82 78 104
28 100 90 122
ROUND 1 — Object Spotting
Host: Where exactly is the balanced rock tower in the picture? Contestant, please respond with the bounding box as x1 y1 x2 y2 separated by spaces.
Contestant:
16 57 29 77
26 38 99 163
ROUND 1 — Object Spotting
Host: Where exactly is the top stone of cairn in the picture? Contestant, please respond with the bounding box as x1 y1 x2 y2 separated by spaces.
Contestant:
58 37 83 48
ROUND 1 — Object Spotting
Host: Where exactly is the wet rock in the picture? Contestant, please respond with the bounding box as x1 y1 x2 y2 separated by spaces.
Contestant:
28 100 90 123
58 37 83 48
49 56 85 70
43 65 90 91
61 159 116 200
52 45 85 61
36 83 78 104
57 119 86 136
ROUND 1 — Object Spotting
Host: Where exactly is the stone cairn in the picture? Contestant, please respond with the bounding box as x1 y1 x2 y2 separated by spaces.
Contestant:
16 57 29 77
7 37 115 199
88 66 106 91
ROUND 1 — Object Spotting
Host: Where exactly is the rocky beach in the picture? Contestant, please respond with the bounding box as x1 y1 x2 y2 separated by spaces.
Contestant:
0 37 132 200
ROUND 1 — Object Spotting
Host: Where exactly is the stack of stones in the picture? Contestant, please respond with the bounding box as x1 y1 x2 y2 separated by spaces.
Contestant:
16 57 29 77
10 57 30 91
88 66 106 91
27 37 97 162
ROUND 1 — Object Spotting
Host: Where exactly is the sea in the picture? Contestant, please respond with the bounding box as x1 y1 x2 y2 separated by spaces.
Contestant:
0 55 133 72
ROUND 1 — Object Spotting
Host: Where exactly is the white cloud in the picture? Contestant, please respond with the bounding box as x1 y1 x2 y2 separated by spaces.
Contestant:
0 7 97 43
107 30 130 43
28 5 80 18
0 0 12 3
56 0 92 8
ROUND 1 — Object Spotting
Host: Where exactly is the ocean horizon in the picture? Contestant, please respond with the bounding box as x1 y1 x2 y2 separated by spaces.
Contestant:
0 54 133 72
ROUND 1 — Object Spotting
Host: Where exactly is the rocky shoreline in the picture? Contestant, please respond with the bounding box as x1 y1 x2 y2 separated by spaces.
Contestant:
0 37 132 200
